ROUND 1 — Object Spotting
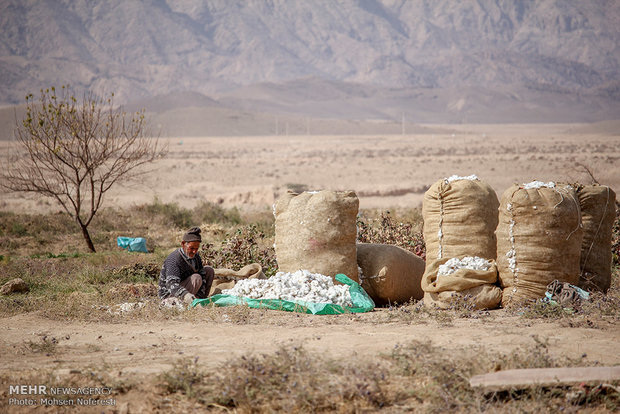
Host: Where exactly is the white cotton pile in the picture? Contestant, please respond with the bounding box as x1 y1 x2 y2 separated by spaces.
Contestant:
437 256 492 276
445 174 479 183
222 270 353 306
505 203 518 283
522 180 555 189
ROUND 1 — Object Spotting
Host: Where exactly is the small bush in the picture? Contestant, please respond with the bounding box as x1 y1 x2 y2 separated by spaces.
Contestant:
26 335 58 355
208 346 389 412
161 358 203 398
519 299 576 319
193 200 241 225
285 183 309 193
357 211 426 260
111 262 161 281
200 225 278 277
139 198 194 229
136 198 243 230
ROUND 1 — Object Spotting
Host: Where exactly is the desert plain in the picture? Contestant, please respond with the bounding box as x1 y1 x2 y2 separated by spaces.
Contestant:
1 122 619 213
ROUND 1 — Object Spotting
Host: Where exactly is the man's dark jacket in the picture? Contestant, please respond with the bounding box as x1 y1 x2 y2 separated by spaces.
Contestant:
158 248 208 299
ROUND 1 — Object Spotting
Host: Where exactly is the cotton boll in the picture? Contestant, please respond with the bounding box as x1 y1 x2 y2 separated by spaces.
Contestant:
437 256 492 276
522 181 555 189
445 174 479 183
222 270 353 306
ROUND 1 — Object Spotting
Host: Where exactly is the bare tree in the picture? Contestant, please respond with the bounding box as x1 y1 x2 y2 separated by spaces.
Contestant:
1 86 167 252
574 161 600 185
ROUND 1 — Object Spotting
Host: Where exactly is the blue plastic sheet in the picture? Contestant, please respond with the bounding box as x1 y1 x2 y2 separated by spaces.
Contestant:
191 273 375 314
116 236 148 253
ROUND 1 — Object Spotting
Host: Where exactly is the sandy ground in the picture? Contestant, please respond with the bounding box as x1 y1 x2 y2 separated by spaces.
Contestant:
1 310 618 378
1 124 619 213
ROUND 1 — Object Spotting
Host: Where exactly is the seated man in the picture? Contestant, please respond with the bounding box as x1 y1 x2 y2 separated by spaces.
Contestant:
158 227 215 304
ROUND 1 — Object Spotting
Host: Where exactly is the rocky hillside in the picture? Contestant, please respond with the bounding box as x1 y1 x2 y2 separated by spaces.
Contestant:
1 0 619 125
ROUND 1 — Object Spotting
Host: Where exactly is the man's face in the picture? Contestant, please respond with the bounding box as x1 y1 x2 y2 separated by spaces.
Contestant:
182 241 201 258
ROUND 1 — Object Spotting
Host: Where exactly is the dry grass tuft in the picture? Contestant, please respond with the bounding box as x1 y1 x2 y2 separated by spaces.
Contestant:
150 339 618 413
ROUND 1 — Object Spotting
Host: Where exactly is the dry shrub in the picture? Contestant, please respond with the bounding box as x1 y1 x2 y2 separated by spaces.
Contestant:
111 262 161 281
136 198 241 230
160 345 390 412
386 337 603 413
161 357 203 398
581 266 620 318
106 283 158 299
357 211 426 260
515 267 620 323
200 224 277 277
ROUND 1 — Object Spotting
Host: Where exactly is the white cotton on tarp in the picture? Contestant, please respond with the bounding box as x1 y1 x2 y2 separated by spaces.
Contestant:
222 270 353 307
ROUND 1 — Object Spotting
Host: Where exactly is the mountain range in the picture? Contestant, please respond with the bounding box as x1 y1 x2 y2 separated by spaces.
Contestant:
1 0 619 132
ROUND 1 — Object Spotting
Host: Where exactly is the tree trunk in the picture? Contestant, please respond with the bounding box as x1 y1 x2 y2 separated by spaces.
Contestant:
80 223 96 253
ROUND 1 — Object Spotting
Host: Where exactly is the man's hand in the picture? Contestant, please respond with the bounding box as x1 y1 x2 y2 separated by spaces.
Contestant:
183 292 196 304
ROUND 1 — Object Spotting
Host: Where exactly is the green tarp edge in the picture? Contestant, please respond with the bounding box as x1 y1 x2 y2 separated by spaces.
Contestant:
190 273 375 315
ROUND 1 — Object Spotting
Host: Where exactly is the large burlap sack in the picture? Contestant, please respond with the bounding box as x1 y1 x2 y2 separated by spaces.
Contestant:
275 190 359 282
209 263 266 296
356 243 425 306
576 185 616 293
421 256 501 310
422 177 499 262
497 183 583 307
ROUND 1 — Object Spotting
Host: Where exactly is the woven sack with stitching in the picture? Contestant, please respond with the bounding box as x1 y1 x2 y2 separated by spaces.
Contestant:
497 183 583 306
275 190 359 282
356 243 424 306
576 184 616 293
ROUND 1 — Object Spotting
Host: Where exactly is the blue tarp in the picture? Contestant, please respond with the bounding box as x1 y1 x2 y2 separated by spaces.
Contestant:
116 237 148 253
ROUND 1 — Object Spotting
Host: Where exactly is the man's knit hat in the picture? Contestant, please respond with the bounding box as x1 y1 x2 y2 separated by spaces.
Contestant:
182 227 202 242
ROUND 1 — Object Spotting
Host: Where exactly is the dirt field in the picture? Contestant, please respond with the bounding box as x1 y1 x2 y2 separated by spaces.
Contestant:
0 305 618 412
1 310 619 375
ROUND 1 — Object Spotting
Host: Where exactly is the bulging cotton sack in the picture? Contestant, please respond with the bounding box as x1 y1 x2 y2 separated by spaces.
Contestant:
422 176 499 262
422 256 502 310
356 243 425 306
422 176 501 309
576 184 616 293
274 190 359 282
497 183 583 306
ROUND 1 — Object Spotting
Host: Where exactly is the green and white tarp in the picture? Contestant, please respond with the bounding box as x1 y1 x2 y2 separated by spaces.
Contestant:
191 273 375 315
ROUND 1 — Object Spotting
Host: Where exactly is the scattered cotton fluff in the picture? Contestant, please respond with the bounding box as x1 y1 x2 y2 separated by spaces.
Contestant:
437 198 446 259
222 270 353 307
108 302 146 315
445 174 479 183
506 202 519 292
522 180 555 189
437 256 492 276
